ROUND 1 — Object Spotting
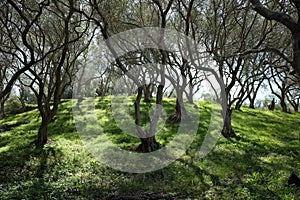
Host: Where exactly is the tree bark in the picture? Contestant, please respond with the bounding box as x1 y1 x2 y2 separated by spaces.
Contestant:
186 82 194 104
294 104 299 112
291 29 300 76
135 86 160 152
143 83 152 103
137 136 160 153
280 99 288 112
249 98 255 109
35 115 51 147
187 94 194 104
168 91 190 123
0 99 5 119
0 83 9 119
291 99 299 112
268 98 275 110
248 85 262 109
19 86 27 112
221 107 236 138
235 103 242 111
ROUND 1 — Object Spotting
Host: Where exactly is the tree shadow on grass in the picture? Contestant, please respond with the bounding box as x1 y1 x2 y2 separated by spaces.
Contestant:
205 133 299 198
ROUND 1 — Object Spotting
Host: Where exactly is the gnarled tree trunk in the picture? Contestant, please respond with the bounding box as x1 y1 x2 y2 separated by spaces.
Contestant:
249 99 255 109
143 83 152 103
19 86 27 112
168 85 190 123
292 30 300 76
135 86 161 152
34 87 60 147
0 99 5 119
136 132 160 152
168 96 190 123
221 107 236 138
35 114 52 147
280 99 288 112
235 103 242 111
294 104 299 112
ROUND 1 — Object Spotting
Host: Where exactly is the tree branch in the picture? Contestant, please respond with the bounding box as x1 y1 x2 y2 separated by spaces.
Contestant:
249 0 297 31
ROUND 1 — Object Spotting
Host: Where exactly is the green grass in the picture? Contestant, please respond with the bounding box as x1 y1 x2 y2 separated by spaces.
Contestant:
0 97 299 199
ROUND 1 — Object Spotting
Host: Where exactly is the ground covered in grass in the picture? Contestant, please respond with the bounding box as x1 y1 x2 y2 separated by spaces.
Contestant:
0 97 299 199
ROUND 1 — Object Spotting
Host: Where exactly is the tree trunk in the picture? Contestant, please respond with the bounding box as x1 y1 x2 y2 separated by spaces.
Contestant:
248 81 263 109
249 100 255 109
235 96 244 110
35 115 51 147
143 84 152 103
186 83 194 104
136 132 160 152
268 98 275 110
294 99 299 112
221 107 236 138
168 92 190 123
281 100 288 112
294 105 299 112
249 94 255 109
292 31 300 76
0 99 5 119
235 103 242 111
18 86 27 112
134 86 161 152
187 95 194 104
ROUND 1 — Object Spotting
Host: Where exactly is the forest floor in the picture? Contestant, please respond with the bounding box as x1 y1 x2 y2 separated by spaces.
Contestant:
0 97 299 199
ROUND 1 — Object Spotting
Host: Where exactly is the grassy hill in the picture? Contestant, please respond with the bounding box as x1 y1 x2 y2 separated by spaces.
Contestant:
0 97 299 199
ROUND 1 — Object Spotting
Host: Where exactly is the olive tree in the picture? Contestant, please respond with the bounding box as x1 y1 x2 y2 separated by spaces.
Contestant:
0 0 49 118
21 0 92 147
200 0 274 137
250 0 300 77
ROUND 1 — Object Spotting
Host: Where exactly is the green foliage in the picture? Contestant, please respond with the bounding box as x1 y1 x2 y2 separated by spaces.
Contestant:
5 96 23 114
0 98 299 199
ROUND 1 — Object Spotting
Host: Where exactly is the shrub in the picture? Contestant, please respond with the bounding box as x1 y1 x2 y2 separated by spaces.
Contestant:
5 96 22 114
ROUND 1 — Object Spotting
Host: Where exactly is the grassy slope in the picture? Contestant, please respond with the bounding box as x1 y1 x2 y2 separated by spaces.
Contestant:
0 97 299 199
